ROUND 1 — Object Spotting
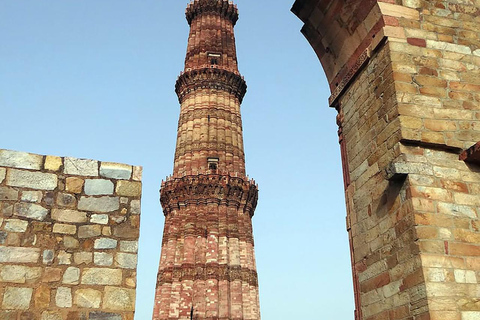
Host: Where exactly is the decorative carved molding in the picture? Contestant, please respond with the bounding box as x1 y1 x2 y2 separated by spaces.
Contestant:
176 68 247 104
186 0 239 26
158 263 258 287
174 142 245 160
160 174 258 217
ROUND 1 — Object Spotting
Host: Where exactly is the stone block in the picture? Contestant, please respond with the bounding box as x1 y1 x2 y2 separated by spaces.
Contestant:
53 223 76 235
78 225 102 238
0 150 43 170
4 219 29 232
100 162 132 180
94 252 113 266
85 179 114 195
115 181 142 197
57 250 72 265
81 268 122 285
55 287 72 308
0 265 42 283
41 311 63 320
115 252 138 269
42 268 62 282
133 166 142 181
34 285 51 308
0 247 40 263
43 250 54 264
6 169 57 190
63 266 80 284
94 238 118 249
130 200 141 215
463 311 480 320
66 177 84 193
64 157 98 176
21 190 43 203
52 209 87 223
14 203 48 221
0 186 19 201
63 236 79 249
74 252 92 265
91 214 109 225
74 288 102 308
113 222 139 239
78 196 120 213
44 155 62 171
89 312 122 320
103 286 136 311
2 287 33 310
56 193 77 208
0 167 5 183
120 240 138 253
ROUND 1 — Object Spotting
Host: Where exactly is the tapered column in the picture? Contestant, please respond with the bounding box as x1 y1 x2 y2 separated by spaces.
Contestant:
153 1 260 319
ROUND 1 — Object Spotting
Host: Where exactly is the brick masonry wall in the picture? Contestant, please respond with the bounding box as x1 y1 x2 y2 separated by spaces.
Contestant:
0 149 142 320
293 0 480 319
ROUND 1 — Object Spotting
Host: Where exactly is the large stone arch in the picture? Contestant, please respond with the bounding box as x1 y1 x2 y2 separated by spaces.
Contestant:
293 1 480 319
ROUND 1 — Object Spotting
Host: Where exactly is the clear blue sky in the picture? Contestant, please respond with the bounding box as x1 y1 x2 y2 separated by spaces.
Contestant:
0 1 354 319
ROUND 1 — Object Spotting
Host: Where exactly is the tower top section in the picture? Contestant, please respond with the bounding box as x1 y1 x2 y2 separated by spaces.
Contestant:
186 0 239 26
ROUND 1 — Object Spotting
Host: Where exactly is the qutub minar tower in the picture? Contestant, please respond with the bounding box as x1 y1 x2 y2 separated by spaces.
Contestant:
152 0 260 319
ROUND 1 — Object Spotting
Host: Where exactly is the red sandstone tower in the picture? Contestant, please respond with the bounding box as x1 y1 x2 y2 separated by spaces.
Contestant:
152 1 260 319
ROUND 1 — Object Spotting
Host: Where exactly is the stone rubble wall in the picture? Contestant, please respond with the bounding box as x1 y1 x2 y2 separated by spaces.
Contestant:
0 149 142 320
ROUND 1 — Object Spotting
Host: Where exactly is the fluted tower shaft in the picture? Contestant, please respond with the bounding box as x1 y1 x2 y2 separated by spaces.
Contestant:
153 1 260 319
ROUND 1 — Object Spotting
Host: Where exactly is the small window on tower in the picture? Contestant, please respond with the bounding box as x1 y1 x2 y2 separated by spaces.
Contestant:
207 157 219 171
208 53 221 66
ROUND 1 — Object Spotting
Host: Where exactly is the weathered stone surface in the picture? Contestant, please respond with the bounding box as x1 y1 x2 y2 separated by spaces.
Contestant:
64 157 98 176
130 200 141 215
132 166 142 181
74 252 92 265
43 250 54 265
0 150 43 170
0 265 42 283
113 222 139 239
91 214 109 225
63 236 79 249
41 311 63 320
103 286 136 311
81 268 122 285
44 155 62 171
4 219 29 232
65 177 84 193
100 162 132 180
57 250 72 265
0 167 5 183
78 196 120 213
120 240 138 253
115 181 142 197
56 193 77 208
34 285 51 308
94 252 113 266
42 268 62 282
74 288 102 308
94 238 118 249
89 312 122 320
2 287 33 310
7 169 57 190
52 209 87 223
21 190 43 203
62 267 80 284
78 225 102 238
53 223 76 235
0 186 19 201
0 247 40 263
85 179 114 195
115 253 138 269
55 287 72 308
14 203 48 221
